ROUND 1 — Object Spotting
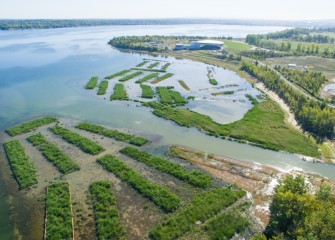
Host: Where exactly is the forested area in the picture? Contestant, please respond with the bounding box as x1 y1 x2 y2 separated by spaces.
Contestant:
275 66 327 97
241 61 335 139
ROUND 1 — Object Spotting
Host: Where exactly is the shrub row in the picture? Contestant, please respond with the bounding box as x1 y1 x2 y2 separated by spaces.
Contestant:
105 70 130 80
140 84 154 99
45 182 73 240
131 68 166 73
6 116 58 136
211 90 234 96
110 83 128 100
97 154 180 212
89 181 126 240
49 126 104 155
151 73 174 84
97 80 108 95
120 146 212 188
135 61 148 67
209 78 218 85
75 122 148 146
85 76 98 89
178 80 190 91
135 73 159 84
147 62 160 69
119 71 143 82
161 63 171 71
149 187 246 240
3 140 38 189
27 134 80 174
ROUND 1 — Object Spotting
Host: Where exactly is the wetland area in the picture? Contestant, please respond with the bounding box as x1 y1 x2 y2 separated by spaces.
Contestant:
1 24 335 239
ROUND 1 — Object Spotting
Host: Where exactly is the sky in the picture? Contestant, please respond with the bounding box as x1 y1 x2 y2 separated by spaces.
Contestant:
1 0 334 20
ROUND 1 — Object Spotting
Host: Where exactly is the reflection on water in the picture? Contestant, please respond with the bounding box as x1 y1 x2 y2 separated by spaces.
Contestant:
0 24 333 239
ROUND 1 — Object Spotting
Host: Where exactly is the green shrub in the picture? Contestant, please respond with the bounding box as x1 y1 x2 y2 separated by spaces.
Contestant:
105 70 130 80
97 80 108 95
76 122 148 146
119 71 142 82
5 116 58 136
97 154 180 212
3 140 38 189
110 83 128 100
161 63 171 71
209 79 218 85
49 126 104 155
86 76 99 89
151 73 174 84
136 61 149 67
178 80 190 91
120 146 212 188
148 62 160 69
140 84 154 99
90 181 126 240
46 182 73 240
136 73 159 84
156 87 187 106
27 134 80 174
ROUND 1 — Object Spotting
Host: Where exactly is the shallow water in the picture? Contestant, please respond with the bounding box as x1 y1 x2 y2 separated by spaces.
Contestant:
0 24 334 239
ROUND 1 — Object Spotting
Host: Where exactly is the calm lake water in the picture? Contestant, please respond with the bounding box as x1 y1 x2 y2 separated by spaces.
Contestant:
0 24 334 239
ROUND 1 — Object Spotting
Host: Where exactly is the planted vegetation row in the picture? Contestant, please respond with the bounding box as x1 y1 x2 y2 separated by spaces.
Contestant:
211 90 234 96
203 210 250 239
97 80 108 95
45 182 73 240
151 73 174 84
97 154 180 212
147 62 160 69
27 134 80 174
161 63 171 70
140 84 154 99
156 87 187 106
178 80 190 91
119 71 142 82
89 181 126 240
135 73 159 84
135 60 148 67
149 187 246 240
6 116 58 136
76 122 148 146
120 146 212 188
49 126 104 155
105 70 130 80
85 76 98 89
241 61 335 139
131 68 166 73
110 83 128 100
275 66 327 97
209 78 218 85
3 140 37 189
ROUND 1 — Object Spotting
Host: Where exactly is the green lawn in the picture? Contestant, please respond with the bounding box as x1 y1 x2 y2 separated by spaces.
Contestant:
223 40 252 54
147 99 319 157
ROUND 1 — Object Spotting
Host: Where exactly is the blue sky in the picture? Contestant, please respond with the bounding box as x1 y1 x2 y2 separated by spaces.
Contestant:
1 0 334 20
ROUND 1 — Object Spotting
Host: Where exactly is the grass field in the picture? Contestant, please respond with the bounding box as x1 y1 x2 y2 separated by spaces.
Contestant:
223 40 253 54
147 99 319 157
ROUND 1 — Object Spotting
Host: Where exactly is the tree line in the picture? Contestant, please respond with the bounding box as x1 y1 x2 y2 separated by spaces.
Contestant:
241 61 335 139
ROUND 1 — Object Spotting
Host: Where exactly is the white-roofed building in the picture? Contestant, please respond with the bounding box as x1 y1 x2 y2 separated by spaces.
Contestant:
174 40 224 50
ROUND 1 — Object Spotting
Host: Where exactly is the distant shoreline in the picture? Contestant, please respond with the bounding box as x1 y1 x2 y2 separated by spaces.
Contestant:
1 18 335 31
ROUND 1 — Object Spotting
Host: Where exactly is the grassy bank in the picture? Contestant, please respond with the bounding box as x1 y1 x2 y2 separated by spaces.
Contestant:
146 99 319 157
75 122 148 146
105 70 130 80
149 187 245 240
136 61 148 67
120 146 212 188
148 62 160 69
151 73 174 84
45 182 73 240
110 83 128 100
49 126 104 155
209 78 218 85
3 140 38 189
156 87 187 106
89 181 126 240
119 71 142 82
178 80 190 91
97 154 181 212
135 73 159 84
6 116 58 136
161 63 171 70
27 134 80 174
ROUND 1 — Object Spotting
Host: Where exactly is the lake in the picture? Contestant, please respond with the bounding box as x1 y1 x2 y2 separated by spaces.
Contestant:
0 24 334 239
